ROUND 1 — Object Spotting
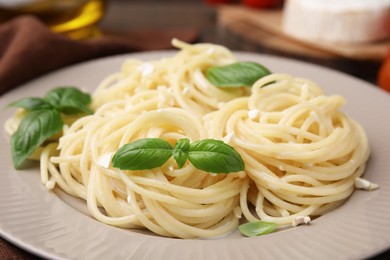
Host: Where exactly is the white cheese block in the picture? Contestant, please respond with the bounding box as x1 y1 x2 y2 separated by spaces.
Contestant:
282 0 390 44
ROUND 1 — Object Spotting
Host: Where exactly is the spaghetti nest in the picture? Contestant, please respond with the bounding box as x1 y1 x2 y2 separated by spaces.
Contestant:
5 40 370 238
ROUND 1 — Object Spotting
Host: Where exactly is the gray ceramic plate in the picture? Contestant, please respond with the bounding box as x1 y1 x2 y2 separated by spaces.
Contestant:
1 51 389 260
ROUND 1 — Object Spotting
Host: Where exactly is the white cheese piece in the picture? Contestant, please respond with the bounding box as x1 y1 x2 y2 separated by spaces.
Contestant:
207 47 215 55
282 0 390 43
355 177 379 191
223 132 235 144
248 109 259 120
137 62 154 77
97 152 114 169
292 216 311 227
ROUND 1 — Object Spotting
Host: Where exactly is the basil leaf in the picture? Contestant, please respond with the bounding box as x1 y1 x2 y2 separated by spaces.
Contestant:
239 221 277 237
174 138 190 152
173 138 190 168
206 61 271 88
112 138 173 170
11 109 64 169
188 139 244 174
44 87 92 114
111 138 244 173
7 97 53 111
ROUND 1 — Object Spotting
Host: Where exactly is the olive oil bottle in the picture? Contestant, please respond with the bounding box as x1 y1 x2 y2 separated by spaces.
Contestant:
0 0 107 39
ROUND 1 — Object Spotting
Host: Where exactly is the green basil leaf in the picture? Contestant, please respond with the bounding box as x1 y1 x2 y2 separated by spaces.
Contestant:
206 61 271 88
173 138 190 168
11 109 64 169
44 87 92 114
7 97 53 111
188 139 244 174
174 138 190 151
112 138 173 170
239 221 277 237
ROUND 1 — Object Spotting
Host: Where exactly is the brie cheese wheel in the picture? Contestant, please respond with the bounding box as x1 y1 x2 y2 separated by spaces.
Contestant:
282 0 390 44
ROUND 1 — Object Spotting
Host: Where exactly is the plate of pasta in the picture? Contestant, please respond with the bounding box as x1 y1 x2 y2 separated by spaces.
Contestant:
0 39 389 260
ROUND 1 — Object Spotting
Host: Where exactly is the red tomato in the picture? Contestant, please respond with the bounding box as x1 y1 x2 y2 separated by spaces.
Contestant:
387 15 390 36
242 0 282 8
378 57 390 92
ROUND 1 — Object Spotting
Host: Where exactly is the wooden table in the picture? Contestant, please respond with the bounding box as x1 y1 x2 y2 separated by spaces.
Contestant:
1 0 388 259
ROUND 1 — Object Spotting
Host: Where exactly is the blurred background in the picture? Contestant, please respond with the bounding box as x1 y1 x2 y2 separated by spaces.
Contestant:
0 0 389 89
0 0 389 259
98 0 388 88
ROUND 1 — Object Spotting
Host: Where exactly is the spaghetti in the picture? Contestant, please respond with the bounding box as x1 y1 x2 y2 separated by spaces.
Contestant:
5 39 370 238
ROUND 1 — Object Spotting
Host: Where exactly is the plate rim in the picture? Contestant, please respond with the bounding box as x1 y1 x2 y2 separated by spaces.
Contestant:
1 50 390 260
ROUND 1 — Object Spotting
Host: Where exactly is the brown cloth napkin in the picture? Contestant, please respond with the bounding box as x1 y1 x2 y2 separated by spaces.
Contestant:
0 15 198 259
0 15 199 95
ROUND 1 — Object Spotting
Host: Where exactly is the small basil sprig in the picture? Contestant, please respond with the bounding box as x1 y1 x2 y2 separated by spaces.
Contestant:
172 138 190 168
206 61 271 88
44 87 93 114
11 110 64 168
112 138 245 174
8 87 92 169
239 221 277 237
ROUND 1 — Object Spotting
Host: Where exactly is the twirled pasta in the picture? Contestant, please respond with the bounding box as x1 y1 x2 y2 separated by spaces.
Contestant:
5 40 370 238
205 73 369 225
